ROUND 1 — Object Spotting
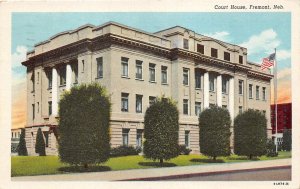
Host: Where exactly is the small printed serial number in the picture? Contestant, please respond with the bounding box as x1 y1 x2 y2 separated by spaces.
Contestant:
273 182 289 186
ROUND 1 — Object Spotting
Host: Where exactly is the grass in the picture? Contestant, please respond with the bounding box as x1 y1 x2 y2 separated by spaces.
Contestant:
11 151 291 177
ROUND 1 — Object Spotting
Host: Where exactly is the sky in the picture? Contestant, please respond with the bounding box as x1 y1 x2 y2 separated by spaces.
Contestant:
11 12 291 129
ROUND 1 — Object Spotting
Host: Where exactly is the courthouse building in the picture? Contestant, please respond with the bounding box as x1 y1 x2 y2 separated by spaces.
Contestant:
21 22 273 155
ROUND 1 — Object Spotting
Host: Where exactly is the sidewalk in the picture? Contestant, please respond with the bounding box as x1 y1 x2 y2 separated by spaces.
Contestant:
11 158 291 181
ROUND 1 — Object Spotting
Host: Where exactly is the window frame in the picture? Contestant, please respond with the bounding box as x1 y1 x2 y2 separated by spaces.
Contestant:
197 44 204 54
48 101 52 116
224 52 230 61
121 93 129 112
149 63 156 82
249 84 253 99
121 57 129 77
122 129 130 146
209 74 215 92
256 86 260 100
195 70 202 89
136 94 143 113
238 80 244 95
135 60 143 80
185 130 190 148
239 55 243 64
183 39 189 49
195 102 201 116
211 48 218 58
183 68 189 86
222 77 228 94
161 66 168 84
47 70 52 89
96 57 103 78
262 87 266 101
183 99 189 115
59 66 66 86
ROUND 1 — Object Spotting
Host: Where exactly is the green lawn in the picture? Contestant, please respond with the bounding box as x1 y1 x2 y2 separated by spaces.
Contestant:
11 151 291 177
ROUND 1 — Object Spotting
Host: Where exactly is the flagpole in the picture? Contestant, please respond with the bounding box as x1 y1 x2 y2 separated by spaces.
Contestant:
274 48 278 153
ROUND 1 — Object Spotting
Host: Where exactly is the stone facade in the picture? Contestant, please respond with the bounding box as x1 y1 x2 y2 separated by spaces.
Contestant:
22 22 272 155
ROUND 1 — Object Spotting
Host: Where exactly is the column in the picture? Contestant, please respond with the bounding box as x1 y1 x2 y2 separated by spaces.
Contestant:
66 64 72 90
217 74 222 107
228 77 235 121
203 72 209 109
52 67 58 116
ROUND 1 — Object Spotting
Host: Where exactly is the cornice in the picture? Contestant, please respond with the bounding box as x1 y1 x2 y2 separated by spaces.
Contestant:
22 34 272 81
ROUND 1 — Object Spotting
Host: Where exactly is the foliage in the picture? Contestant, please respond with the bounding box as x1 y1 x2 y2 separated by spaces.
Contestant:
17 128 28 156
143 97 180 164
179 145 192 155
35 128 46 156
282 128 292 151
58 83 111 167
110 145 142 157
234 109 267 159
199 105 231 160
266 138 278 157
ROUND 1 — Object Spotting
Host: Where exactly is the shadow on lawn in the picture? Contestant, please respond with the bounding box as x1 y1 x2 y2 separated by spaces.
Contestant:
58 165 111 173
226 156 259 161
138 162 177 167
190 158 225 163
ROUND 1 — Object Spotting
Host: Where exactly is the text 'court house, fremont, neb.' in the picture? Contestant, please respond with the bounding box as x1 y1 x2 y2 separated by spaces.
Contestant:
21 21 273 155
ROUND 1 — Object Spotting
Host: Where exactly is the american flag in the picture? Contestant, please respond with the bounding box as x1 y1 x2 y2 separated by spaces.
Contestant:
261 53 276 70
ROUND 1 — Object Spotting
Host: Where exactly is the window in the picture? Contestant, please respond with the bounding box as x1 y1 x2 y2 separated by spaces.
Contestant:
195 70 201 89
222 77 228 94
183 68 189 85
239 80 244 95
183 39 189 49
195 102 201 116
197 44 204 54
48 101 52 116
262 87 266 101
122 129 129 146
161 66 168 84
31 72 35 92
73 63 78 83
82 60 85 73
37 72 39 84
32 104 35 120
136 129 143 148
37 102 39 113
135 60 143 79
149 63 156 82
149 96 156 106
211 48 218 58
239 106 243 114
209 74 215 91
60 66 66 85
121 57 129 77
183 99 189 115
239 55 243 64
224 52 230 61
136 95 143 113
185 131 190 148
121 93 129 112
47 70 52 88
249 84 253 99
256 86 260 100
96 57 103 78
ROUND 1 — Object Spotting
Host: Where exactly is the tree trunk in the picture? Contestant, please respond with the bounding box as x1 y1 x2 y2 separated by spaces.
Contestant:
249 154 252 160
213 156 216 161
84 163 88 169
160 159 163 166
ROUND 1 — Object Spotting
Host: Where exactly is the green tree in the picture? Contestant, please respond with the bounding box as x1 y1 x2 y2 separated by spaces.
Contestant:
143 97 179 165
17 128 28 156
282 127 292 151
58 83 111 168
199 105 231 160
35 128 46 156
234 109 267 159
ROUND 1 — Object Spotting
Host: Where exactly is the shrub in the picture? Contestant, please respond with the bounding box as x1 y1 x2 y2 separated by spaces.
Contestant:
35 128 46 156
199 105 231 160
110 145 142 157
17 128 28 156
143 97 180 165
282 128 292 151
179 145 192 155
266 139 278 157
234 109 267 159
58 83 111 168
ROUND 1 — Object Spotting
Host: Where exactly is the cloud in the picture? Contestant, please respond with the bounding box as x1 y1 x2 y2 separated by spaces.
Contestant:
276 49 291 61
12 45 27 69
277 68 291 81
203 31 231 42
240 29 281 55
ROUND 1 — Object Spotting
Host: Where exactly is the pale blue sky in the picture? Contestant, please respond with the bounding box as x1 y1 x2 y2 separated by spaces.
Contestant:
12 12 291 80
